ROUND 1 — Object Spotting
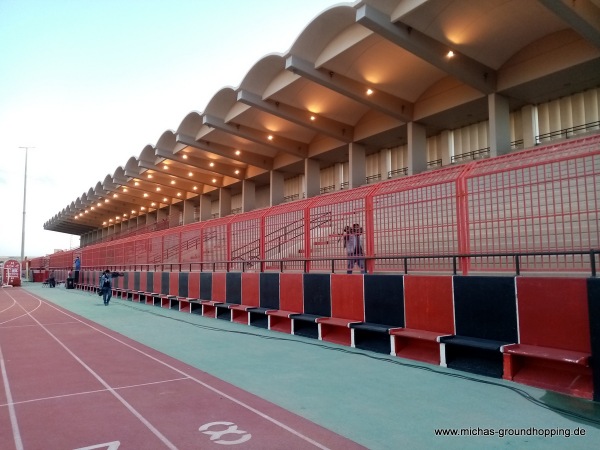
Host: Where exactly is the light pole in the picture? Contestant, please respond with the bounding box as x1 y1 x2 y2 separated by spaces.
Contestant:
18 146 34 264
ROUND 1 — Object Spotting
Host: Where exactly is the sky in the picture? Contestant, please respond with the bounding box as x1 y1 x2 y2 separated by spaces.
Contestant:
0 0 341 258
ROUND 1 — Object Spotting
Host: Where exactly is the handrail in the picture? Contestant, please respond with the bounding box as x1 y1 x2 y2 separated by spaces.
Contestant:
388 167 408 178
83 249 599 277
451 147 490 163
536 120 600 143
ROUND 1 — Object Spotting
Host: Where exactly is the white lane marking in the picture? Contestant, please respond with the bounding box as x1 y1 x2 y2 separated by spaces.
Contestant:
1 376 189 407
6 290 178 450
23 289 332 449
0 344 24 450
75 441 120 450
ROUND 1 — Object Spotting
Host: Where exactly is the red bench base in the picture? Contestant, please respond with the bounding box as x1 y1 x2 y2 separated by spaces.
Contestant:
390 329 450 365
502 344 592 399
317 318 360 346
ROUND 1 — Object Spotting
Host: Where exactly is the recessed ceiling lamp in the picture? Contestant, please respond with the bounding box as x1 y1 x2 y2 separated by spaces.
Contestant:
366 88 374 96
447 50 455 58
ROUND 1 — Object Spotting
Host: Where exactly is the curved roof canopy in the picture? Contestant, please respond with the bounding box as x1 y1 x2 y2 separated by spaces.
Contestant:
44 0 600 235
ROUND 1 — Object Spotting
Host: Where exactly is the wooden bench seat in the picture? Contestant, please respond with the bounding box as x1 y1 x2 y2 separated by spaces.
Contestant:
266 310 298 333
390 328 450 364
502 343 592 399
227 304 256 324
200 300 223 317
316 317 361 346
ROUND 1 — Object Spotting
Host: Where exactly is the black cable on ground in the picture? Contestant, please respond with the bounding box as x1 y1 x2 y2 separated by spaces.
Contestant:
104 299 600 427
57 289 600 427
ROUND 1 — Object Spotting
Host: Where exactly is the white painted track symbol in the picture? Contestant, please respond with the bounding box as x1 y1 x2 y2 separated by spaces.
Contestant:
199 421 252 445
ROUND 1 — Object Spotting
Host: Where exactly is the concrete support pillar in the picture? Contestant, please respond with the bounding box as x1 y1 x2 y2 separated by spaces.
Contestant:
219 188 231 218
199 194 212 221
183 198 196 225
156 207 168 223
380 148 392 179
440 130 453 166
168 204 181 227
270 170 285 206
242 180 256 213
146 211 157 226
349 142 366 188
488 93 511 157
521 104 538 148
304 158 320 198
407 122 427 175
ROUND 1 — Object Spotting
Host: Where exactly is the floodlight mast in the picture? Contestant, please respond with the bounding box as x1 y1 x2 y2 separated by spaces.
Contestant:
19 146 34 264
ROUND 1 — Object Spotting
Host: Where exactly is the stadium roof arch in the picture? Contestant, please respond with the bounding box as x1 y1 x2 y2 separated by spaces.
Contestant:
44 0 600 236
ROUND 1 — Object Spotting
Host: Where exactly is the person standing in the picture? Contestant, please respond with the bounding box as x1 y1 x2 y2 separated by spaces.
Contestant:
99 269 112 305
343 223 365 274
74 256 81 284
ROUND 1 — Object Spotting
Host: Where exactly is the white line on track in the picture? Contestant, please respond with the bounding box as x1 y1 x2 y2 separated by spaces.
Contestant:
1 376 190 407
5 290 179 450
17 288 332 449
0 343 24 450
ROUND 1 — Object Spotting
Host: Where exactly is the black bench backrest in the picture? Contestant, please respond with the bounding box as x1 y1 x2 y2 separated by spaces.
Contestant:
453 276 518 343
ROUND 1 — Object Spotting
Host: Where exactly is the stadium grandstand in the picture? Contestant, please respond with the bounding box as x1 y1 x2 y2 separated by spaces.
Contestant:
28 0 600 401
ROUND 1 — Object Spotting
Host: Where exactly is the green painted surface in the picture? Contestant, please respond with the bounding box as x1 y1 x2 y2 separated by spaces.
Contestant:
24 283 600 449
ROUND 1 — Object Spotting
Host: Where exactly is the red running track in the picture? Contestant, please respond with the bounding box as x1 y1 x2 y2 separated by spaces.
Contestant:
0 287 365 450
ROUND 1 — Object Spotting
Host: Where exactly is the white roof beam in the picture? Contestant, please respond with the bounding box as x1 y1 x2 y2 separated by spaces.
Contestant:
155 147 245 180
138 159 223 187
237 89 354 142
538 0 600 48
356 4 497 94
202 114 308 158
177 133 274 170
285 55 413 122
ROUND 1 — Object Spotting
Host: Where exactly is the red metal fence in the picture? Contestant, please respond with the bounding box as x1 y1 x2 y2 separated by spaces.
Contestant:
45 134 600 275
